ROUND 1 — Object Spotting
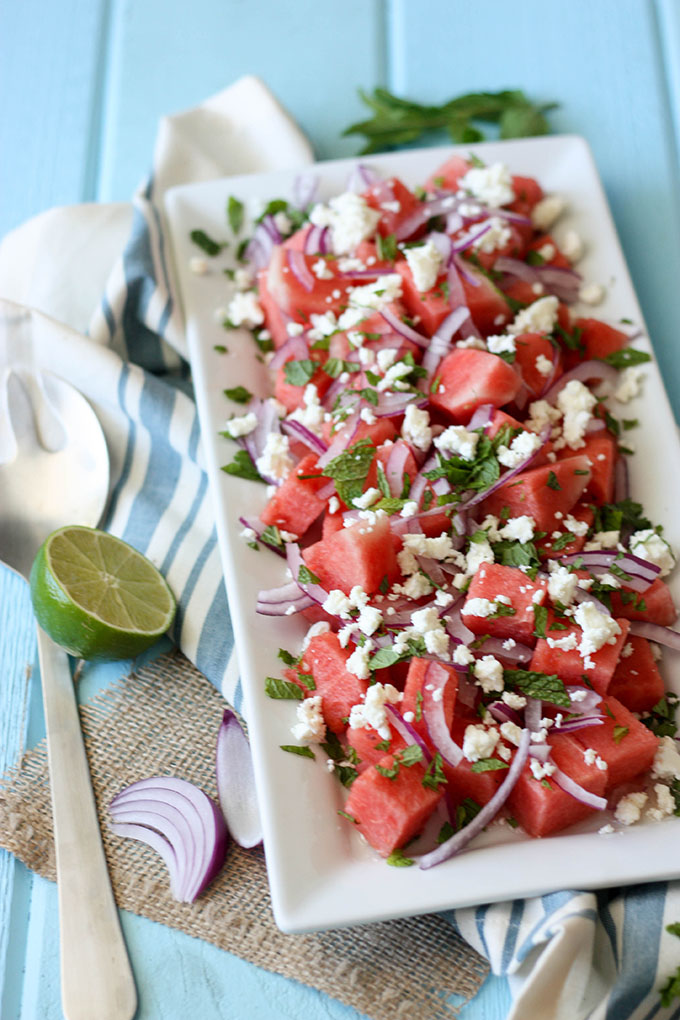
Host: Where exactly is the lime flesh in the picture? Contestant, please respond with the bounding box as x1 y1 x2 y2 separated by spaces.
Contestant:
30 526 176 661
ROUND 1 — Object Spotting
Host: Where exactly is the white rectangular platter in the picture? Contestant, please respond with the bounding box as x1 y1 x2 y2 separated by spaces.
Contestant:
165 135 680 933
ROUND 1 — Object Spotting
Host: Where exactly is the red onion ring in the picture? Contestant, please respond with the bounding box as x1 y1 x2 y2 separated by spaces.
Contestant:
417 728 531 869
316 412 359 468
542 360 619 405
216 710 262 848
385 442 411 496
628 621 680 650
385 704 431 760
422 662 463 766
268 333 310 372
551 767 607 810
379 306 430 348
281 418 328 456
287 250 315 292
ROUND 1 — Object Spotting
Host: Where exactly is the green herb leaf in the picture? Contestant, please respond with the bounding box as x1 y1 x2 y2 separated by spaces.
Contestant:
221 449 264 482
227 195 245 234
547 471 561 491
386 847 415 867
284 359 316 387
278 647 298 666
612 725 629 744
280 744 315 759
533 604 548 639
640 693 679 739
298 565 321 585
321 438 376 506
265 676 304 700
190 229 226 256
505 668 571 707
224 385 253 404
337 809 358 823
455 797 482 832
602 348 651 370
470 758 510 773
376 232 398 262
321 732 359 787
342 87 557 155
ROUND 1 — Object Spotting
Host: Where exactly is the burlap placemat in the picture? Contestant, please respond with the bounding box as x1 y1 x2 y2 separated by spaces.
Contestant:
0 652 488 1018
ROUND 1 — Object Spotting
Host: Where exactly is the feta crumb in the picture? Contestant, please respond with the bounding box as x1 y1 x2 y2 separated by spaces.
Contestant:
189 256 209 275
348 682 401 739
434 425 481 461
471 216 513 253
579 282 605 305
547 632 578 651
227 290 265 328
629 529 675 577
614 366 645 404
486 333 516 356
255 433 294 482
496 430 542 469
309 192 381 254
453 644 475 666
499 515 536 544
500 721 523 747
291 695 326 742
353 487 381 510
598 823 615 835
224 412 258 438
346 643 372 680
312 258 333 280
459 162 515 208
463 724 500 763
573 600 622 656
530 759 556 780
473 655 505 694
356 604 383 636
402 404 433 452
652 736 680 781
547 564 578 607
531 195 567 231
502 691 527 710
614 791 647 826
560 229 584 262
404 241 444 293
301 621 331 652
535 353 553 377
508 295 559 337
466 538 495 575
556 379 597 450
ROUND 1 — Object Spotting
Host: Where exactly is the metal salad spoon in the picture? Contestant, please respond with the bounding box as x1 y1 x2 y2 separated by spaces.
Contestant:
0 364 137 1020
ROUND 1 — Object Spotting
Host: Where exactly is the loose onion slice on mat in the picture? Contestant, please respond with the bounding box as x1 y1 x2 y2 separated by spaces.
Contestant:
109 776 228 902
216 710 262 848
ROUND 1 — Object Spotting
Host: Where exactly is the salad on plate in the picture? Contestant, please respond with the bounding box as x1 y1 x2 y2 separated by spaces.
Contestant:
204 150 680 869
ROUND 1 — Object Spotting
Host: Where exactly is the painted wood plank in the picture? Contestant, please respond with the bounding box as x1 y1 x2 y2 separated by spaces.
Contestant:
0 0 110 238
96 0 386 202
389 0 680 420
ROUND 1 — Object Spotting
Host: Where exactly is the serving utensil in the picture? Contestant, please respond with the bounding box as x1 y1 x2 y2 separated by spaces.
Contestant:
0 365 137 1020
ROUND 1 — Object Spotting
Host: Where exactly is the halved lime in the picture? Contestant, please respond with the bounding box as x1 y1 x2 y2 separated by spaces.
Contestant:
30 526 176 661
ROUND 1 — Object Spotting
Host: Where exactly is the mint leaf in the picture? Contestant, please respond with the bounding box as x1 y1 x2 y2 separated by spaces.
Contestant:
222 449 264 482
190 229 226 256
284 359 316 387
470 758 510 773
224 385 253 404
386 848 415 867
298 565 321 585
227 195 245 234
504 668 570 707
321 438 375 506
280 745 315 759
602 348 651 370
265 676 304 700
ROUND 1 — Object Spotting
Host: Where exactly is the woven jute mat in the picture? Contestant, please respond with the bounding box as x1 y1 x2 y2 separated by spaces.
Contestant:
0 652 488 1019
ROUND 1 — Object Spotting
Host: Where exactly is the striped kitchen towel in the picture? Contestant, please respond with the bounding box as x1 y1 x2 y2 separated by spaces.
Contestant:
1 75 678 1020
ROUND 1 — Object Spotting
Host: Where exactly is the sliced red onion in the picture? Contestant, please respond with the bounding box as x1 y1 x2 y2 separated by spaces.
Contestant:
245 226 275 269
374 392 426 418
571 586 612 616
216 710 262 848
260 214 283 244
551 767 607 810
316 412 359 468
536 265 582 303
486 207 532 226
379 306 430 348
241 397 282 467
422 662 463 766
556 715 605 734
628 621 680 651
108 801 193 899
385 442 411 496
475 637 533 665
293 172 319 210
302 224 330 255
109 821 183 899
407 452 437 507
426 231 452 264
394 196 459 241
453 253 480 286
561 551 659 589
450 222 493 254
443 598 475 645
488 701 522 726
524 697 542 734
418 728 531 869
287 250 315 292
495 256 539 284
385 704 431 761
110 777 228 902
542 360 619 404
286 542 332 607
467 403 494 431
528 743 551 762
565 686 604 715
281 418 328 455
268 333 310 371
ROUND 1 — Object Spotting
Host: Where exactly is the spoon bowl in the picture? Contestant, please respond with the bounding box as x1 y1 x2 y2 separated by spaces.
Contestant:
0 362 137 1020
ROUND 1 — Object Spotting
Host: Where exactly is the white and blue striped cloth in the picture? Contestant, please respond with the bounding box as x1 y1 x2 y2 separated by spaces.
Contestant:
1 76 679 1020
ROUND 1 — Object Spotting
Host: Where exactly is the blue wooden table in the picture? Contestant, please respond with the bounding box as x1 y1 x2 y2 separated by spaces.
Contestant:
2 2 680 1017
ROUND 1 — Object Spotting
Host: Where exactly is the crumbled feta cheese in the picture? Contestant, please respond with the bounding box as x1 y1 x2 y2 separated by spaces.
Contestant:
496 430 542 469
500 721 523 747
564 514 591 538
508 295 559 337
435 589 455 608
323 590 353 619
480 515 501 541
547 564 579 606
291 695 326 742
499 515 536 544
353 487 381 510
346 643 373 680
348 682 401 739
189 256 209 275
560 229 584 262
309 192 381 254
598 823 615 835
459 162 515 208
486 334 516 356
524 398 562 436
614 791 647 825
652 736 680 781
530 759 556 780
614 366 645 404
400 500 419 518
502 691 527 710
453 644 475 666
465 538 495 574
301 621 331 652
463 724 500 763
376 347 397 373
377 359 412 392
312 258 333 281
255 433 294 482
535 353 553 377
647 783 676 821
347 274 403 314
360 406 377 425
556 379 597 450
462 597 496 618
288 383 325 434
573 601 622 656
224 412 258 438
393 572 433 599
473 655 505 694
356 604 383 636
227 290 265 328
402 404 433 452
547 632 578 651
531 195 566 231
410 606 449 656
434 425 480 461
472 216 513 254
404 241 444 293
629 529 675 577
579 282 605 305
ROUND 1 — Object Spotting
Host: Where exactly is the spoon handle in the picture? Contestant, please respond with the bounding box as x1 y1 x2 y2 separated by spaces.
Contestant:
36 626 137 1020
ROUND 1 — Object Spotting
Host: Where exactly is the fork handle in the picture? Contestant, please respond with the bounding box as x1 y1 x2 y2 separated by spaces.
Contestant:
36 626 137 1020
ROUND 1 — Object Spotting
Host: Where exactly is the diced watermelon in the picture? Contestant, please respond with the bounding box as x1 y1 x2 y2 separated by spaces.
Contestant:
343 752 443 855
510 175 543 212
302 513 399 596
572 695 659 789
394 260 451 337
480 455 592 533
429 348 522 423
507 732 608 837
322 415 398 449
263 244 353 325
526 234 572 269
363 177 423 239
536 503 594 560
442 719 506 806
347 724 406 769
260 453 327 535
575 317 628 361
460 264 513 335
556 432 617 505
291 632 369 734
423 156 472 193
400 658 458 750
529 618 630 696
274 356 332 412
513 332 562 397
609 578 678 626
608 636 665 713
462 562 547 646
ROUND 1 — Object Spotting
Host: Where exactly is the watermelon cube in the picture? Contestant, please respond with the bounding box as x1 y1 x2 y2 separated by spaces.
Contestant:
609 578 677 627
260 453 327 536
572 695 659 789
302 513 399 597
347 724 406 769
462 562 547 646
343 751 443 856
607 636 665 713
480 455 592 533
292 632 369 734
530 618 630 696
429 348 522 423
